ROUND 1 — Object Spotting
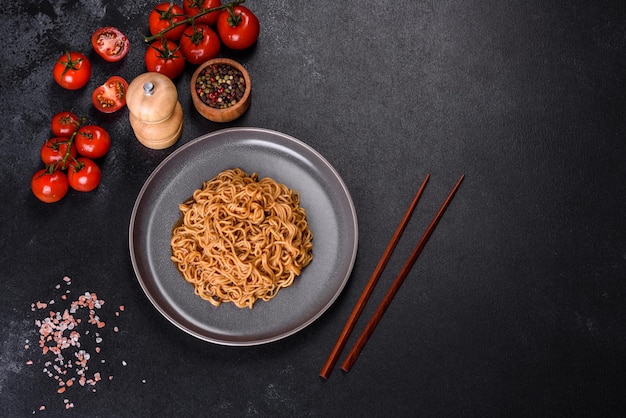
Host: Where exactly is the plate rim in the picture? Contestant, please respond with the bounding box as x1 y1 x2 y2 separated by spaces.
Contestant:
128 127 358 345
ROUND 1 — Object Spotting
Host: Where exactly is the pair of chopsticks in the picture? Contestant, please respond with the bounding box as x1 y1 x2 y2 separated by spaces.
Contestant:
319 173 464 379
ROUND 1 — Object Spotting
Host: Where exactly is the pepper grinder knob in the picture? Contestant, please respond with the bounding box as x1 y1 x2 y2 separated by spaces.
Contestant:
143 82 155 96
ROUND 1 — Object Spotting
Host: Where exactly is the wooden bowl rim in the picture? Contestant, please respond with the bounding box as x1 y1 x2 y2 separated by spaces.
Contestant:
190 58 252 122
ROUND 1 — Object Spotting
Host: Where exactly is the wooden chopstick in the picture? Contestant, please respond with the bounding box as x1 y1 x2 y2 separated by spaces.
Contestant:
319 174 431 379
340 174 465 373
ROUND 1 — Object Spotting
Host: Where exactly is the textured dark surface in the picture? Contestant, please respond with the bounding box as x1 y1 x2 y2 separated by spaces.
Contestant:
1 0 625 416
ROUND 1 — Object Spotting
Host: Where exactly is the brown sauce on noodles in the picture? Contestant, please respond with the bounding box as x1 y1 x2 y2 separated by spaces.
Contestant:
170 168 313 308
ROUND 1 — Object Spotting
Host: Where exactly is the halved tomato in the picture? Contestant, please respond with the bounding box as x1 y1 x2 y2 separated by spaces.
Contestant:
92 76 129 113
92 27 130 62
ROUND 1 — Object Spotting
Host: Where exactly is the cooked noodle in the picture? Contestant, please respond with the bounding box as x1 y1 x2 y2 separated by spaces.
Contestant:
170 168 313 308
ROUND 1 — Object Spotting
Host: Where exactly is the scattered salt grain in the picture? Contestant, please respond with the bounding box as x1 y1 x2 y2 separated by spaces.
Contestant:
28 276 126 412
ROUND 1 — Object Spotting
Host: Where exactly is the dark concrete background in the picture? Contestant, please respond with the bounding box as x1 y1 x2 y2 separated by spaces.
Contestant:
1 0 625 416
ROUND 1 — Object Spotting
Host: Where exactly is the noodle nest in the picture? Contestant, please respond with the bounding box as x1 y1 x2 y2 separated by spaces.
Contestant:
170 168 313 308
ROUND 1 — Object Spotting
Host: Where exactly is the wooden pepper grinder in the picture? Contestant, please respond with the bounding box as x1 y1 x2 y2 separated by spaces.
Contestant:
126 72 183 149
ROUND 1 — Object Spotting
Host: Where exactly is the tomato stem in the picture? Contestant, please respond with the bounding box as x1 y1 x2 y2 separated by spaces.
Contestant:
150 37 182 60
225 5 242 27
59 51 84 77
50 117 86 172
141 0 246 43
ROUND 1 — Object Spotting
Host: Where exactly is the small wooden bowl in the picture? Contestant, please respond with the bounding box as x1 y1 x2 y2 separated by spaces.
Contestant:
190 58 251 123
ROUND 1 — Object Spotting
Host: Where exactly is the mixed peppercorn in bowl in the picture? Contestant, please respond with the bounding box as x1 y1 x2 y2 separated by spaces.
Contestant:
190 58 251 122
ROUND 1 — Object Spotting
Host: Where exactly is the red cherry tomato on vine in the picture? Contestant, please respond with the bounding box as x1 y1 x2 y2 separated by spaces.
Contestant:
31 169 69 203
145 39 185 79
40 137 77 170
183 0 222 26
53 51 92 90
92 76 129 113
75 125 111 159
149 2 188 41
180 24 221 65
51 111 80 137
91 26 130 62
68 158 101 192
217 5 260 50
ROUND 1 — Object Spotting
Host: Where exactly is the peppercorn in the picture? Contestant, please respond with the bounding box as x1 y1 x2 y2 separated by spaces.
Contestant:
195 63 246 109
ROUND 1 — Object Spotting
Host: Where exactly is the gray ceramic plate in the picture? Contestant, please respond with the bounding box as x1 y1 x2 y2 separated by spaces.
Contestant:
129 127 358 346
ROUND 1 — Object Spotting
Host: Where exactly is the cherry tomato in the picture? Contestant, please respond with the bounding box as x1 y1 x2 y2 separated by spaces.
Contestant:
145 39 185 79
92 76 129 113
149 2 188 41
91 26 130 62
51 111 80 137
217 6 260 50
53 51 92 90
67 158 101 192
75 125 111 159
183 0 222 26
40 137 77 170
180 24 221 65
31 169 69 203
